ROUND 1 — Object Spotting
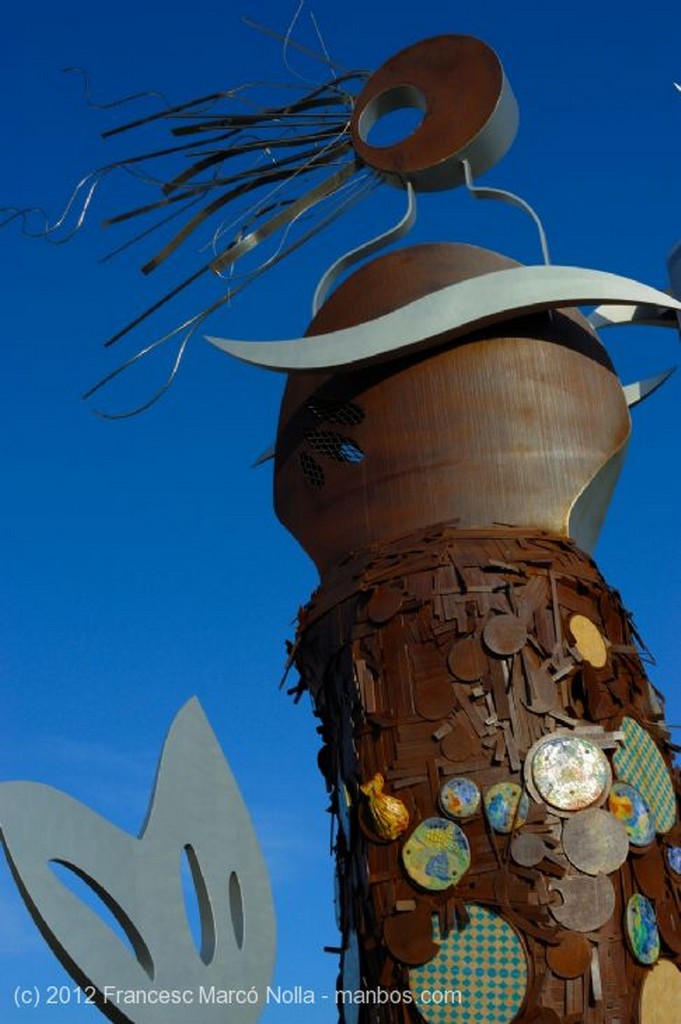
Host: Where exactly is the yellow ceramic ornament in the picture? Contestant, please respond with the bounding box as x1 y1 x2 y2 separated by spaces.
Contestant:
360 773 410 840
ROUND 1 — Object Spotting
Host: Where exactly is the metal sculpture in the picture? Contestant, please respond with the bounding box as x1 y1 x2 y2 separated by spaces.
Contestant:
207 35 681 1024
0 699 276 1023
3 25 680 1024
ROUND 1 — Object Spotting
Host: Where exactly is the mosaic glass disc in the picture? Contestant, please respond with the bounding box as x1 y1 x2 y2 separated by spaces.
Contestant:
409 904 528 1024
626 893 660 965
402 817 470 891
613 717 676 834
608 781 655 847
483 783 529 834
439 777 480 819
530 735 610 811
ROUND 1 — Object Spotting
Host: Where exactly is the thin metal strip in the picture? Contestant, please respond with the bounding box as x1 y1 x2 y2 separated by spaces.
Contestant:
312 181 415 315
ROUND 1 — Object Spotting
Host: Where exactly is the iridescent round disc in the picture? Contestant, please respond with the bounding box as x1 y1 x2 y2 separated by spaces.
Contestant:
531 735 610 811
439 777 481 819
608 781 655 847
402 817 471 891
666 846 681 875
409 904 528 1024
483 783 529 834
626 893 660 965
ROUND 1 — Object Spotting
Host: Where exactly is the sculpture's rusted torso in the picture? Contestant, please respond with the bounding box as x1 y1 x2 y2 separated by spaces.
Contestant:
277 245 681 1023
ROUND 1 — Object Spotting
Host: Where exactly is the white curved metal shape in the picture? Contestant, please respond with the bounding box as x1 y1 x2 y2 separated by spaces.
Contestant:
312 181 416 316
206 265 681 373
623 368 676 407
587 303 677 330
0 698 276 1024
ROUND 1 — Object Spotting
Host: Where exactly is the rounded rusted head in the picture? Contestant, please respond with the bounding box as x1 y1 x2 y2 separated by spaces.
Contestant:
274 244 631 575
350 35 518 191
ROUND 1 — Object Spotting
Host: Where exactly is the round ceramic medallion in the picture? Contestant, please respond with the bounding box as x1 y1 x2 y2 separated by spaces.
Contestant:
439 777 480 820
626 893 660 965
529 735 610 812
639 960 681 1023
483 783 529 834
568 614 608 668
608 781 655 847
666 846 681 875
613 717 676 834
409 904 528 1024
402 817 471 891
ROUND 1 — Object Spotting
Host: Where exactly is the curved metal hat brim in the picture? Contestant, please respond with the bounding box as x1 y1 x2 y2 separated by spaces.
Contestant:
206 265 681 373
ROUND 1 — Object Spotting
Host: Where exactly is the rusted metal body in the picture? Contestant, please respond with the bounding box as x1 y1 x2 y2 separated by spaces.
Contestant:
275 244 631 572
275 244 681 1022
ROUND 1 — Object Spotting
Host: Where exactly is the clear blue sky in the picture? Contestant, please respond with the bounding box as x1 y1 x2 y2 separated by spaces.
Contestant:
1 1 680 1020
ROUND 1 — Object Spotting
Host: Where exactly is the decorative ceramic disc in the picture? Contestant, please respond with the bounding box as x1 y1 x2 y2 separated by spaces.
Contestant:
613 718 676 834
529 735 610 812
402 817 471 891
608 781 656 847
483 783 529 834
639 960 681 1024
568 614 608 668
666 846 681 875
409 904 528 1024
439 777 481 820
561 808 629 875
626 893 660 965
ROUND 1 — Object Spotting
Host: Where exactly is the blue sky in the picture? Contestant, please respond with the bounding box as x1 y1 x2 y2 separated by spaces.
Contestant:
1 0 680 1020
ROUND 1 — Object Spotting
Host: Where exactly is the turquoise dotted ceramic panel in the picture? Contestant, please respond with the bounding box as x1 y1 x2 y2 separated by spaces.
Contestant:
613 718 676 834
409 903 528 1024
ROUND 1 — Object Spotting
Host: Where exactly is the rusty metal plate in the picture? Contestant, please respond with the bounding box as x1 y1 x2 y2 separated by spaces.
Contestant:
510 833 547 867
384 904 439 966
350 35 516 191
367 585 403 623
548 874 615 932
415 678 456 721
447 636 487 681
561 809 629 876
656 898 681 954
546 931 592 978
632 844 667 901
440 728 477 763
483 613 528 656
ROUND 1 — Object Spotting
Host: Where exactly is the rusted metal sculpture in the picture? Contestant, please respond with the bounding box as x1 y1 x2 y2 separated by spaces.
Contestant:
210 34 681 1024
4 26 680 1024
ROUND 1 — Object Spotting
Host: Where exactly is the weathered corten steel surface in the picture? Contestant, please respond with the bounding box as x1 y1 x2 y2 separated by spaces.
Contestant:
350 36 517 190
276 241 679 1023
293 526 681 1024
274 245 631 574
